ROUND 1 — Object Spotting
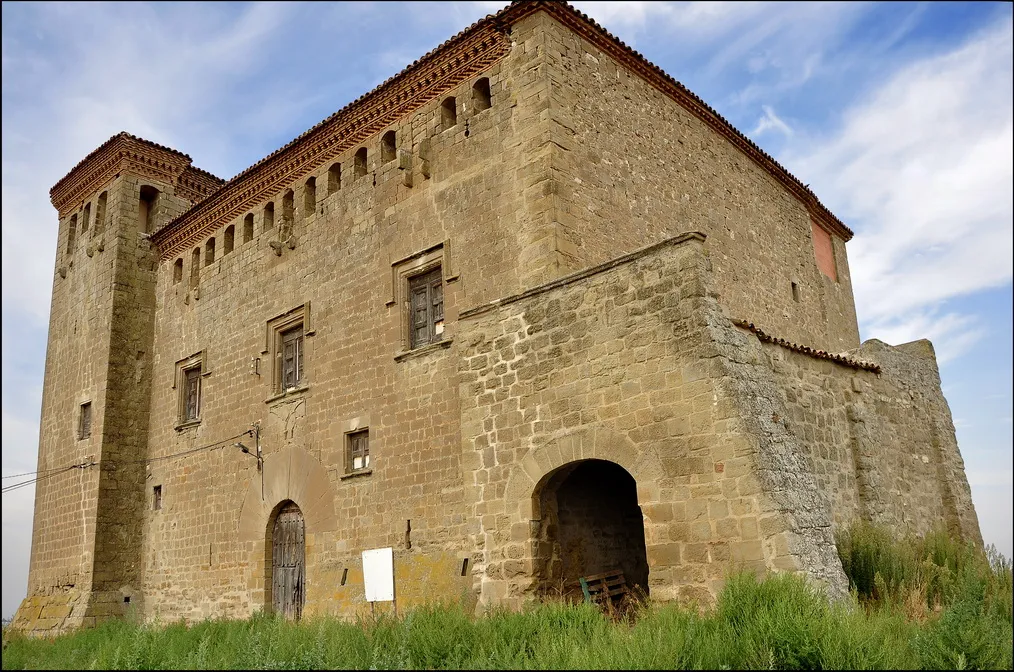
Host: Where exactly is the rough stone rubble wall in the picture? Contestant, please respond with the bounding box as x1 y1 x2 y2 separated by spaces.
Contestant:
738 334 981 544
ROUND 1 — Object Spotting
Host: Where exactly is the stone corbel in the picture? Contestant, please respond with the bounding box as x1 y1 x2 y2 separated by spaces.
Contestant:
418 139 431 179
269 236 297 256
398 148 413 188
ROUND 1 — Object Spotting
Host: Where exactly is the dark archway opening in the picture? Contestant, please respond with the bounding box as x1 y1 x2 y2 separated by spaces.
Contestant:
266 500 305 620
533 459 648 600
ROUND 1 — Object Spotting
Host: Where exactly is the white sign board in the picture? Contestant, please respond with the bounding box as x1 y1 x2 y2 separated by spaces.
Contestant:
362 547 395 602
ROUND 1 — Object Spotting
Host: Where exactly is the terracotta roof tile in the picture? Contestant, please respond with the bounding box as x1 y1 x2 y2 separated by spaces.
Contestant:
732 319 881 373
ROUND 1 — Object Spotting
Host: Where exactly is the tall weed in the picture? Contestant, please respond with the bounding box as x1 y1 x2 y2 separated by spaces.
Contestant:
4 525 1011 670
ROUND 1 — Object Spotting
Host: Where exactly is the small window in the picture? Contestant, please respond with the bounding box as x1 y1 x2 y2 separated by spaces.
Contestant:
347 429 370 472
381 131 396 163
243 213 254 243
67 214 77 255
224 225 235 255
328 163 341 194
441 97 457 130
263 202 275 230
279 324 304 391
139 185 159 233
354 148 368 178
181 364 201 423
791 282 800 303
472 77 491 112
95 192 107 234
190 248 200 289
173 258 183 284
205 237 216 265
78 402 92 440
153 485 162 511
82 203 91 234
409 267 444 349
303 177 316 216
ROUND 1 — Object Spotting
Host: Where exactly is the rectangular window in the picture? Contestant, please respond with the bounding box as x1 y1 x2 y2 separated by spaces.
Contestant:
409 267 444 349
78 402 92 440
280 325 304 391
153 485 162 511
182 364 201 422
347 430 370 472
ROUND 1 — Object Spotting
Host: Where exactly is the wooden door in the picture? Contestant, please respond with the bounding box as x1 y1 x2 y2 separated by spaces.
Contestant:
272 502 305 619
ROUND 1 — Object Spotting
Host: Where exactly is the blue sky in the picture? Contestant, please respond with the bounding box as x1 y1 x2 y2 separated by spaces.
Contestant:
2 1 1011 620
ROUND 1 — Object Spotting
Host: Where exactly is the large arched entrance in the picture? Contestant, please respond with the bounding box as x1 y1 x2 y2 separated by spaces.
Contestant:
268 500 305 619
532 459 649 599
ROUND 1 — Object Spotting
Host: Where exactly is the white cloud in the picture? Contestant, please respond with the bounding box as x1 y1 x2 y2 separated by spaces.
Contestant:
750 104 793 137
781 16 1014 359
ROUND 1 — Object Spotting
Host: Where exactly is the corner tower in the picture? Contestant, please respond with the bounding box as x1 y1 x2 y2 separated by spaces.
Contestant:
12 133 223 634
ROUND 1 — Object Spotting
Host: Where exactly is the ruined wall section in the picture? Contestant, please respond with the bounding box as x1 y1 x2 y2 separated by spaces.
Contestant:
457 234 841 607
140 14 552 623
735 332 981 545
536 13 860 353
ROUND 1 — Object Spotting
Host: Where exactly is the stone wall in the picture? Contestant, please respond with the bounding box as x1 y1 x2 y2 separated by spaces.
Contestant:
136 13 559 623
14 170 195 633
457 234 822 606
535 13 861 353
16 4 981 633
457 231 979 608
732 331 981 544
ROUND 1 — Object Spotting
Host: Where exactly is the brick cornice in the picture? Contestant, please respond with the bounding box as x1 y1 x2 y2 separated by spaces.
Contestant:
49 133 220 218
147 0 852 261
150 21 512 261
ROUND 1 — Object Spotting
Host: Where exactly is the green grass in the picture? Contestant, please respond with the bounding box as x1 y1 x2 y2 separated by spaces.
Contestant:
4 523 1011 670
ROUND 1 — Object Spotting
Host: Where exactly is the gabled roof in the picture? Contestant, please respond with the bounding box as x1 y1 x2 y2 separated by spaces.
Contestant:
136 0 851 256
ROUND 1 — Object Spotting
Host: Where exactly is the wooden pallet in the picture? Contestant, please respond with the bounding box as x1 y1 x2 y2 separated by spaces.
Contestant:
576 569 629 608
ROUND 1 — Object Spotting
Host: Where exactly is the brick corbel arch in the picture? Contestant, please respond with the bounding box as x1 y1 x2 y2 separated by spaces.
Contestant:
237 446 338 542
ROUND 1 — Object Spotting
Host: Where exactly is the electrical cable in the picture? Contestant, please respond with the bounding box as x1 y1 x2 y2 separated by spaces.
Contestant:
1 464 84 494
2 464 89 480
1 429 255 496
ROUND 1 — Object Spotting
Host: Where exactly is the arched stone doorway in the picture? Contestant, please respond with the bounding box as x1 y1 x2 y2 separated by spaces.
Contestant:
268 500 305 619
533 459 649 599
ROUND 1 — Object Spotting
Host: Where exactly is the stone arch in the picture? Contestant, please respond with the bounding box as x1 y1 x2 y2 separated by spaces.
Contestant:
503 425 662 521
237 446 338 543
484 426 664 606
533 459 650 599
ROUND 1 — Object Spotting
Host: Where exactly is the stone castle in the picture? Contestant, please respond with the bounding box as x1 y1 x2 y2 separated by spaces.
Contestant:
13 0 981 633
